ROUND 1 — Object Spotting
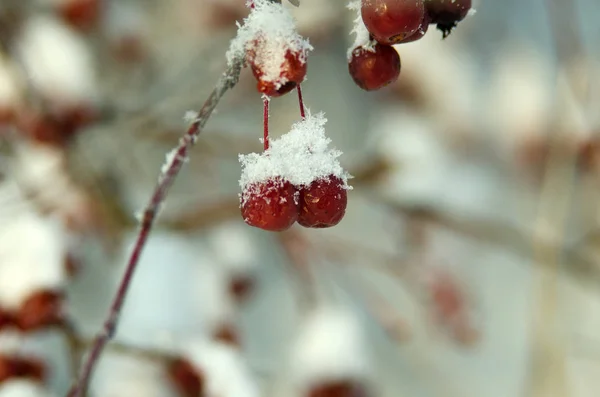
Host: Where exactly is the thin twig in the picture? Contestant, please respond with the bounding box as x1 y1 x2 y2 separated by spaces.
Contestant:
66 59 243 397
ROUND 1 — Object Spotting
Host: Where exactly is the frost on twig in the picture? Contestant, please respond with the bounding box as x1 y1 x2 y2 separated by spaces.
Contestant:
68 40 245 397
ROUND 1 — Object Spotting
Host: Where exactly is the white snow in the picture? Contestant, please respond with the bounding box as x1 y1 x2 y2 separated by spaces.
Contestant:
227 0 312 85
11 142 90 229
90 352 176 397
0 207 68 310
0 57 21 112
239 111 351 200
179 339 260 397
207 221 258 272
290 306 370 386
183 110 199 124
159 147 188 183
0 380 54 397
347 0 375 59
112 232 229 348
0 332 24 355
17 15 98 106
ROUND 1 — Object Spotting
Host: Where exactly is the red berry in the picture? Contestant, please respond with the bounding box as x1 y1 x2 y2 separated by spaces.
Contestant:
348 43 401 91
0 356 46 383
0 107 15 126
297 176 347 228
112 36 147 63
64 252 81 278
212 323 241 347
17 106 97 146
241 178 299 231
58 0 100 31
16 290 65 332
0 308 14 331
228 274 255 303
307 380 371 397
361 0 425 45
577 137 600 172
425 0 471 38
248 38 308 97
168 358 204 397
396 12 430 43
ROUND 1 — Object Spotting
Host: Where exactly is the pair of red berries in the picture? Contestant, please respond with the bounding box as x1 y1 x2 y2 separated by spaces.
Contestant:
348 0 472 91
362 0 471 44
241 175 347 232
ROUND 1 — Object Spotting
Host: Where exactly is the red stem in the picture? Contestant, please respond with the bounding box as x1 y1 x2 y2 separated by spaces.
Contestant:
297 84 306 119
263 96 269 151
66 60 242 397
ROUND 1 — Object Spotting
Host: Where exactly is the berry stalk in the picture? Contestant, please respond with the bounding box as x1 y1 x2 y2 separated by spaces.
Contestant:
66 59 243 397
263 96 270 150
297 84 306 119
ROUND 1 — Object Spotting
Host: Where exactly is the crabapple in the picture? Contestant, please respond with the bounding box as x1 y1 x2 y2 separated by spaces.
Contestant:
241 178 299 231
297 175 347 228
307 380 371 397
168 358 204 397
396 12 430 43
228 274 255 303
250 45 307 97
0 308 13 330
361 0 425 44
213 324 241 347
58 0 101 31
425 0 471 37
16 290 65 332
0 356 46 383
348 43 401 91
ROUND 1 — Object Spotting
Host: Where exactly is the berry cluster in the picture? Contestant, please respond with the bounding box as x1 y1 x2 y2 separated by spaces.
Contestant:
348 0 472 91
230 0 350 232
239 109 350 232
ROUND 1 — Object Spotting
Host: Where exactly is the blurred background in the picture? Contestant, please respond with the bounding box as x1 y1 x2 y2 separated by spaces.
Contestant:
1 0 600 396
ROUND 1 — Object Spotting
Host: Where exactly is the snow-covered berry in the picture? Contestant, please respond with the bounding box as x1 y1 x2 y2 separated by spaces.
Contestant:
298 175 347 228
248 38 308 97
241 177 299 231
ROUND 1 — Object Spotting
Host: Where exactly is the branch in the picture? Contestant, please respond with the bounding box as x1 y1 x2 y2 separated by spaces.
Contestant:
66 59 243 397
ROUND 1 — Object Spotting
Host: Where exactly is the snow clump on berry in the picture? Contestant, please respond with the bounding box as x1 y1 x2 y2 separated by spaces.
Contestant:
227 0 312 86
238 112 352 204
